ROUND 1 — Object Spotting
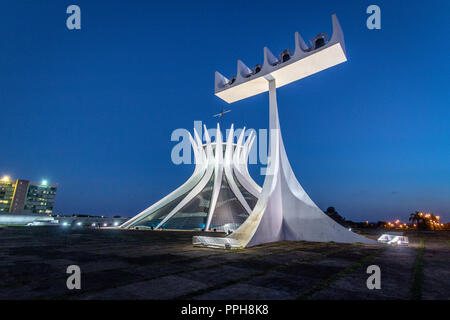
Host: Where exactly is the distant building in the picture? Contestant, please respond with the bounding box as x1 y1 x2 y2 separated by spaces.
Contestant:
0 176 15 212
0 176 57 214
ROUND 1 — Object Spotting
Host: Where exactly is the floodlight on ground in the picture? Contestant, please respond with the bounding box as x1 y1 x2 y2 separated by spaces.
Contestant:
378 234 409 246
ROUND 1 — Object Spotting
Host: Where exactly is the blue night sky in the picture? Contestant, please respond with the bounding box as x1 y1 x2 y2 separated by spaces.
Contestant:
1 0 449 222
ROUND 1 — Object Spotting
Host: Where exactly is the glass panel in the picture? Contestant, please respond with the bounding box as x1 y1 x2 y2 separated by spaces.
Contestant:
130 192 186 229
232 171 258 210
130 173 205 229
209 174 249 232
162 174 215 230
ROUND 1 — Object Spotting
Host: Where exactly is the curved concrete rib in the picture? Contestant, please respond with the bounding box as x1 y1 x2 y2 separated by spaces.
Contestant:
154 127 216 229
234 79 374 246
193 128 207 168
230 127 261 199
223 125 253 215
232 127 246 171
205 124 224 230
240 133 256 181
234 132 261 197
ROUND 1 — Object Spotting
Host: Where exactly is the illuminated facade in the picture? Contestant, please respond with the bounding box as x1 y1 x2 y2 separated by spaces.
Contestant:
193 14 375 248
124 14 374 247
0 176 58 214
120 124 261 232
0 177 15 212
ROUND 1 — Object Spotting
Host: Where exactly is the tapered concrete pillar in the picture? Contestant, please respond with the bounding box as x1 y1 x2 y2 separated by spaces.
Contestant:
236 79 374 246
193 79 374 248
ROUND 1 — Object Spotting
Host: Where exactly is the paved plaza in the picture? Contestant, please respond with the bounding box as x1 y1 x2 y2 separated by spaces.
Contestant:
0 227 448 300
